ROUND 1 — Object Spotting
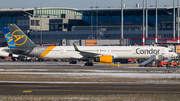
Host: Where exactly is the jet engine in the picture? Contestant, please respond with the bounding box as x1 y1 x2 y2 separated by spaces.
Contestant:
95 55 114 63
9 53 19 61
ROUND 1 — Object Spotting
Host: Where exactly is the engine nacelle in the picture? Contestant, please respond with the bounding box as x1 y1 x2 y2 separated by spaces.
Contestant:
95 55 114 63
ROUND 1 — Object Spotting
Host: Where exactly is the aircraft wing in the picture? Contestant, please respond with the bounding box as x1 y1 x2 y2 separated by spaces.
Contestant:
73 43 107 58
76 50 100 58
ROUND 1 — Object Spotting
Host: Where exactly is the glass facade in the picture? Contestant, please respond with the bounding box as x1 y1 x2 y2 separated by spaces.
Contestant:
0 10 33 28
28 31 176 45
0 7 179 45
80 9 175 27
34 8 82 18
72 26 157 31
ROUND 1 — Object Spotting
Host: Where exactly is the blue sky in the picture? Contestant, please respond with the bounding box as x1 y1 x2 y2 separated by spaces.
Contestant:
0 0 175 9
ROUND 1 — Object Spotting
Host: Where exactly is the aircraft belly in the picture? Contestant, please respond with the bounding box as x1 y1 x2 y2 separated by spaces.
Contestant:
116 53 134 58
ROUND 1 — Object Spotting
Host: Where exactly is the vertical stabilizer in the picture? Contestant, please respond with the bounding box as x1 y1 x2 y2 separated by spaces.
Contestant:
1 27 16 48
7 24 36 49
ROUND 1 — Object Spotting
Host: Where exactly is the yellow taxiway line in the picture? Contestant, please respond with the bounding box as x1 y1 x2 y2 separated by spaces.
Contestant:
23 90 32 93
110 63 139 67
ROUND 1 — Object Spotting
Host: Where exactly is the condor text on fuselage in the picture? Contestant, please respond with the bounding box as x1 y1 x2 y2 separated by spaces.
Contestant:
136 48 160 54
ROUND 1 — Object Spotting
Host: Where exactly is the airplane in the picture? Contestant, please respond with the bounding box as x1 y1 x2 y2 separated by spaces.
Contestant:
0 47 19 61
0 47 11 58
0 27 19 60
0 47 18 61
1 27 16 49
4 24 178 66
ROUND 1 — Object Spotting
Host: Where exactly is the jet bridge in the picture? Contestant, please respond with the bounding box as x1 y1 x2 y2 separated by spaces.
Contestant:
139 55 163 66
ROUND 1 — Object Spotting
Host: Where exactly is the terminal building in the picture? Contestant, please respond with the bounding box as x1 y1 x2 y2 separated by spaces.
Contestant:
0 5 180 46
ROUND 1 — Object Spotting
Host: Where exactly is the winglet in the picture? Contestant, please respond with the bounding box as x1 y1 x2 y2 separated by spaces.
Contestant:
73 43 80 52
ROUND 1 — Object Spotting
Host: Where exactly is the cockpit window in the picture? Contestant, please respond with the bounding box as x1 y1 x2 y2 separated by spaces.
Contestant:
169 50 173 52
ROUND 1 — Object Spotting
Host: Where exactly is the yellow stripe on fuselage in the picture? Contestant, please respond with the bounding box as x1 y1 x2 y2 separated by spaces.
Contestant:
39 46 56 58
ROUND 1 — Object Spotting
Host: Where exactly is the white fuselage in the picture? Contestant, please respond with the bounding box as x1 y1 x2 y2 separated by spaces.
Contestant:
0 47 10 57
31 46 177 59
0 47 18 58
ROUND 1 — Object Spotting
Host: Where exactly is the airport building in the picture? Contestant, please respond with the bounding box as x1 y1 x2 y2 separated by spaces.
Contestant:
0 5 180 46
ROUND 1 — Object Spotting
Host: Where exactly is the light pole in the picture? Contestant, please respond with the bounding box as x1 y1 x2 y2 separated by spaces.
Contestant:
121 0 123 39
35 4 37 44
146 0 148 38
90 2 93 39
173 0 176 40
143 0 145 46
96 2 98 40
41 3 42 45
178 0 180 43
155 0 158 43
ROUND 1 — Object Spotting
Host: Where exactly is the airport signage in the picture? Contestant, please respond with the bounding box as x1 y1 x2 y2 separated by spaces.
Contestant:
86 40 97 46
177 46 180 53
136 48 160 54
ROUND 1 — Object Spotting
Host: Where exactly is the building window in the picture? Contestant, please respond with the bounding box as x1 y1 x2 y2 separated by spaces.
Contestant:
31 20 39 26
22 20 25 26
55 25 58 29
50 25 54 30
26 20 29 26
31 20 35 26
59 25 62 30
17 20 22 26
64 24 68 29
61 14 65 18
35 20 40 26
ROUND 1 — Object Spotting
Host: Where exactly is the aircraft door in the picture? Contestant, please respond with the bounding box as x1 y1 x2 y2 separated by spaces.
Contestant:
161 48 165 55
33 47 38 54
132 47 136 54
97 49 100 53
60 49 64 54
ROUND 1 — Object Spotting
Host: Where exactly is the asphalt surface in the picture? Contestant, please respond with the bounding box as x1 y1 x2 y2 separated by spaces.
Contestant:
0 83 180 95
0 61 180 95
0 61 180 71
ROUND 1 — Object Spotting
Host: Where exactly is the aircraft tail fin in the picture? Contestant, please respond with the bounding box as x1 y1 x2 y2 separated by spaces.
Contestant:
7 24 36 49
1 27 16 48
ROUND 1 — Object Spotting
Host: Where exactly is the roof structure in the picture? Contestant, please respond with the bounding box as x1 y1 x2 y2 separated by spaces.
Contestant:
0 6 178 12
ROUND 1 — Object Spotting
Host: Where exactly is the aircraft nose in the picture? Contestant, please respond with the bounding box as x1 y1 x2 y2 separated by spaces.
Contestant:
173 53 178 57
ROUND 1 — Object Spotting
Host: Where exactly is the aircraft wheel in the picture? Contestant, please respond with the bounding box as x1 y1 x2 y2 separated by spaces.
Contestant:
85 63 88 66
70 61 77 64
12 57 16 61
84 63 93 66
90 63 93 66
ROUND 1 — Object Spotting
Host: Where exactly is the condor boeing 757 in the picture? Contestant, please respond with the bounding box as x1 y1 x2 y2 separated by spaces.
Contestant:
4 24 178 66
0 27 18 60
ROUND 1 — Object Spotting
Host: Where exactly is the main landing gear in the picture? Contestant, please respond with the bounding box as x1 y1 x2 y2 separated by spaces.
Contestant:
69 61 77 64
84 58 94 66
85 63 93 66
69 59 77 64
